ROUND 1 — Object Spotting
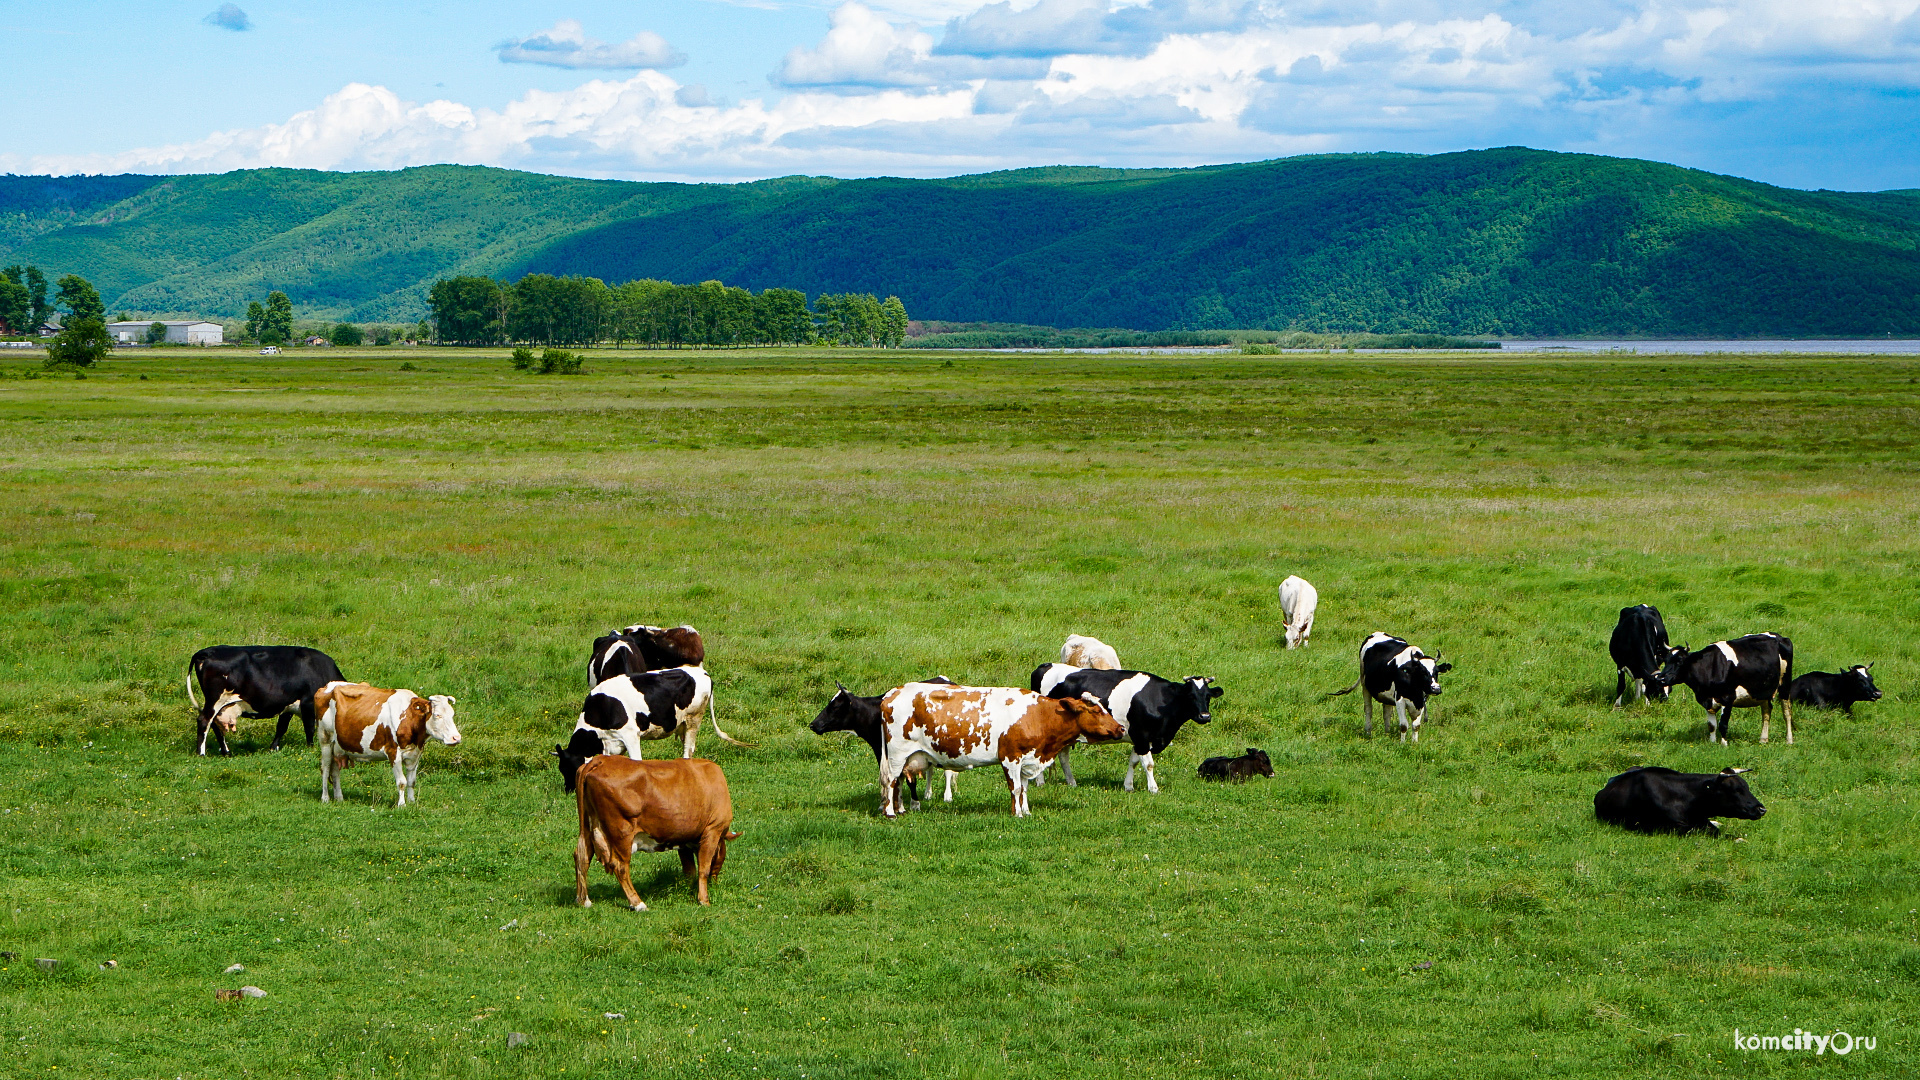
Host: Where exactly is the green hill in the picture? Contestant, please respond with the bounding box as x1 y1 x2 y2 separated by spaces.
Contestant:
7 149 1920 335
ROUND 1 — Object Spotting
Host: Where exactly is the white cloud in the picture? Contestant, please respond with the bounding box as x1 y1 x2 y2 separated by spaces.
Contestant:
13 0 1920 186
498 19 687 70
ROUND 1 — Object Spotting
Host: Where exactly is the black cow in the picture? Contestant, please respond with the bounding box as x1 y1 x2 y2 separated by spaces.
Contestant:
587 624 706 686
1610 604 1684 707
1029 663 1221 793
1653 633 1794 744
1593 766 1766 835
1198 748 1273 782
1330 632 1452 742
809 678 956 810
186 645 345 755
1787 665 1881 714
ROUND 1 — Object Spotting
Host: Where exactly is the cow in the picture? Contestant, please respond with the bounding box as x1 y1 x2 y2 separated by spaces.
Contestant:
1029 663 1222 793
197 691 247 757
1198 748 1273 782
312 682 461 806
1787 665 1881 714
1330 632 1452 742
809 679 959 810
1060 634 1122 670
186 645 346 755
575 666 748 760
587 624 706 685
557 750 737 910
1610 604 1684 707
1279 576 1318 649
1652 633 1794 744
1593 766 1766 835
877 683 1121 818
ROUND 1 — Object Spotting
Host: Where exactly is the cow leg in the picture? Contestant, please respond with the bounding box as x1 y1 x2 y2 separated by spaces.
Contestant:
574 833 594 908
1363 696 1373 738
879 755 902 820
943 770 957 803
392 754 409 807
1056 745 1076 787
272 709 294 752
318 744 332 803
404 754 423 805
1783 695 1794 745
1410 705 1423 743
1140 751 1160 794
611 843 646 911
680 846 698 876
197 715 213 757
1717 705 1732 746
682 720 697 760
299 696 318 746
1003 762 1024 817
693 831 722 904
1759 701 1771 745
1704 707 1719 743
1123 753 1137 793
1613 668 1628 709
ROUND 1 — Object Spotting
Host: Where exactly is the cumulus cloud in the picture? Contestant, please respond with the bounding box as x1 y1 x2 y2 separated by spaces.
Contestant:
202 4 251 32
498 19 687 70
17 0 1920 188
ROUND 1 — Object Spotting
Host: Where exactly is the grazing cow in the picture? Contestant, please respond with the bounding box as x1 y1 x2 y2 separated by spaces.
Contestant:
1787 665 1881 714
1279 576 1319 649
186 645 346 754
557 750 737 909
809 679 958 810
1652 633 1794 744
312 682 461 806
1331 632 1452 742
1593 766 1766 835
575 666 748 760
1610 604 1684 707
1060 634 1121 670
1198 748 1273 782
587 624 706 685
1029 663 1222 792
878 683 1121 818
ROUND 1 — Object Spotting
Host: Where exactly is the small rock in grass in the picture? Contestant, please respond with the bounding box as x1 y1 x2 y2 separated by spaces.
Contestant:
224 963 245 974
604 1012 625 1020
507 1032 527 1048
240 986 266 998
1412 961 1433 971
35 958 56 972
216 989 243 1002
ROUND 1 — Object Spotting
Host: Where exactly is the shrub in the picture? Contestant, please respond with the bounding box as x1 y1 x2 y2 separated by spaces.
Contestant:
539 349 582 375
329 322 364 347
46 317 112 367
144 322 168 345
510 347 536 371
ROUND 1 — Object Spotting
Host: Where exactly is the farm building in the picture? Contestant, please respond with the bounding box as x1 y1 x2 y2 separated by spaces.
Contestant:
106 320 225 345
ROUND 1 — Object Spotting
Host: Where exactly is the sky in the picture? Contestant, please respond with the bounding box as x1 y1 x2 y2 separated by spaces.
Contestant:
5 0 1919 191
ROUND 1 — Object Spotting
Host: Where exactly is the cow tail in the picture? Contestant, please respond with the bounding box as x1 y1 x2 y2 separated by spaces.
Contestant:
185 658 201 710
706 693 755 749
1328 675 1363 698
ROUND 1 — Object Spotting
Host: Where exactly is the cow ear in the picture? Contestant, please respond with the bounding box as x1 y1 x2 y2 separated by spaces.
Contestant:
1435 663 1453 674
1866 662 1875 671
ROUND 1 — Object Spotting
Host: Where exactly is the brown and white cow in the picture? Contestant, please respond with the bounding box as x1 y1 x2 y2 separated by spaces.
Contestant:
196 690 248 756
312 681 462 806
878 683 1122 818
1060 634 1121 670
559 751 738 910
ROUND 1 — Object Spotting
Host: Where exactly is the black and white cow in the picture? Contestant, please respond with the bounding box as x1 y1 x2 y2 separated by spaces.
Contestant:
1593 766 1766 835
1652 633 1794 745
1330 632 1452 742
1787 665 1881 715
1609 604 1684 707
587 624 706 686
186 645 346 755
1028 663 1221 793
809 679 958 810
574 665 748 760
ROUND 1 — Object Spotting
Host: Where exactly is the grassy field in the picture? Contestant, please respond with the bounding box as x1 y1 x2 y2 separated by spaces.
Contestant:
1 346 1916 1079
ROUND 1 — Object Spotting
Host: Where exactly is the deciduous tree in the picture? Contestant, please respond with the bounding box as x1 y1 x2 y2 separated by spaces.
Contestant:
55 275 105 325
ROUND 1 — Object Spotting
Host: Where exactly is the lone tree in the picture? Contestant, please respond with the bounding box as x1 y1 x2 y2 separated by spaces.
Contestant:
329 322 364 346
45 273 111 366
55 275 105 325
146 321 169 345
259 291 294 345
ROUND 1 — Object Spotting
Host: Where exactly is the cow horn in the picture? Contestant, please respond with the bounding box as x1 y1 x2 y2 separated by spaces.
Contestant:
1866 661 1875 671
1722 766 1752 775
836 681 847 692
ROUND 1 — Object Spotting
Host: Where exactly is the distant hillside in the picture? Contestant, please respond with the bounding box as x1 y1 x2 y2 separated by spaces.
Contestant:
7 150 1920 336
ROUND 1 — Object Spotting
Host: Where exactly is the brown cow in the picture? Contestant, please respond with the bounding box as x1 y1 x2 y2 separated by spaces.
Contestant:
559 751 738 910
313 681 462 806
877 683 1123 817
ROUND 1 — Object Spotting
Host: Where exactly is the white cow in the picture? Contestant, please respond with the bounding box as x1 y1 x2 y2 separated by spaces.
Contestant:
1279 575 1319 649
1060 634 1121 670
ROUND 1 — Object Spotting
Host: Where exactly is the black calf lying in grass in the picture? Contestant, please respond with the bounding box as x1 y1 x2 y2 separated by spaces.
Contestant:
1593 766 1766 836
1198 748 1272 782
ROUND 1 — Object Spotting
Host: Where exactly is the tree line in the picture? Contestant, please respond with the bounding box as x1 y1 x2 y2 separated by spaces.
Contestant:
428 274 908 348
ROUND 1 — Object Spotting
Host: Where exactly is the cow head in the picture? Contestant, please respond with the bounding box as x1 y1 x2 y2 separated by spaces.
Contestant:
810 684 861 735
207 690 246 735
1848 664 1883 702
425 695 461 746
1707 767 1766 820
1244 748 1274 777
1183 676 1223 722
553 728 603 793
1061 695 1124 741
1403 654 1450 698
1651 645 1693 688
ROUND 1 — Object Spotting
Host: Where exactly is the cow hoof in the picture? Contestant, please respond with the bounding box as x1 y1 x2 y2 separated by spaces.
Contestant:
581 898 592 908
630 903 648 912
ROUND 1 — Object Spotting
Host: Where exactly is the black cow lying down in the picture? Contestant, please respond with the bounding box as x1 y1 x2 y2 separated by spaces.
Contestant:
1787 665 1881 714
1198 748 1272 782
1593 766 1766 836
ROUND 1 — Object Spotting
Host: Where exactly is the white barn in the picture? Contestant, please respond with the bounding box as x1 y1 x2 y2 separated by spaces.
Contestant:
106 320 225 346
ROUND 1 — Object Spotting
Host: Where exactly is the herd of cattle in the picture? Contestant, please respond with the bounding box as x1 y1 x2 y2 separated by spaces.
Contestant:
179 579 1888 908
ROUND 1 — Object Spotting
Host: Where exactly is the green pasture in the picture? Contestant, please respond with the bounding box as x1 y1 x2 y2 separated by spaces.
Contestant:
1 347 1917 1078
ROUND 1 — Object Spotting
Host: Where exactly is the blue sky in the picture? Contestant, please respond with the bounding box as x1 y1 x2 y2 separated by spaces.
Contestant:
7 0 1919 190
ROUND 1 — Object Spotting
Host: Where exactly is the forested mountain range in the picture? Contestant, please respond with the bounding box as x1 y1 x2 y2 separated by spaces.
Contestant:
6 148 1920 336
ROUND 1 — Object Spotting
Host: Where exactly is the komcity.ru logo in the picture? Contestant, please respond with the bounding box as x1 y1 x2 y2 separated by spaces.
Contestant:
1734 1029 1877 1055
